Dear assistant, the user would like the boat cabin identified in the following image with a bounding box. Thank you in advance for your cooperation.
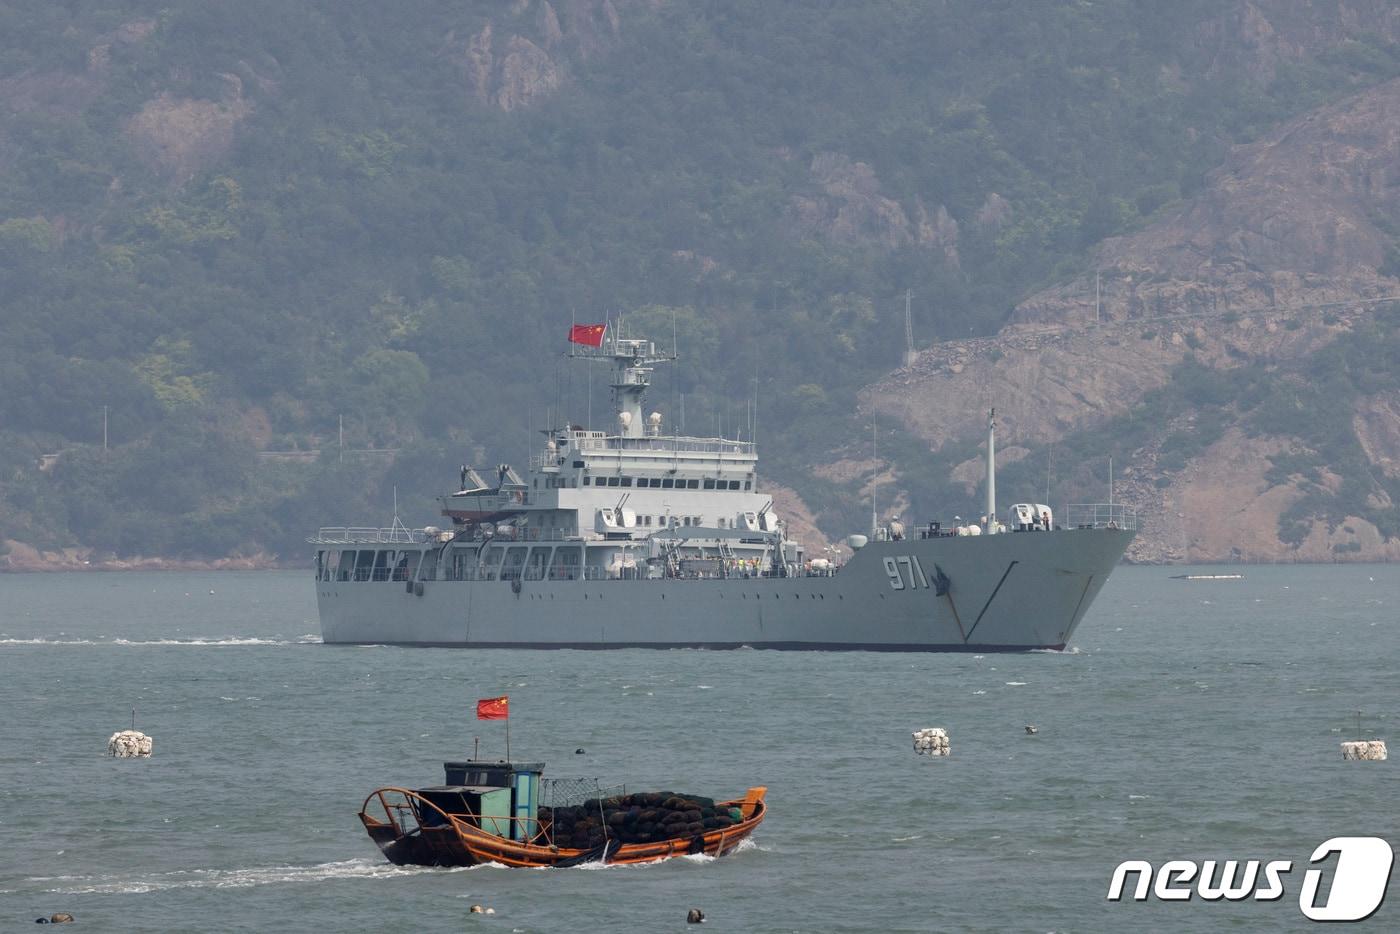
[413,760,543,842]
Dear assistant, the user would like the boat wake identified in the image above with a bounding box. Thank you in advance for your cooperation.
[559,837,762,871]
[25,858,461,895]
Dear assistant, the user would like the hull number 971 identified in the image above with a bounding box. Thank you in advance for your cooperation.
[883,555,929,590]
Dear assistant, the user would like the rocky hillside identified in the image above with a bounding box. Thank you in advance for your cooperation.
[4,1,1400,567]
[864,77,1400,563]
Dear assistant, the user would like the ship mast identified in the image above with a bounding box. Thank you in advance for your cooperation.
[572,327,677,437]
[985,408,997,534]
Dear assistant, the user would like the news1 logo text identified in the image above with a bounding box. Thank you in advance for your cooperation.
[1108,837,1394,922]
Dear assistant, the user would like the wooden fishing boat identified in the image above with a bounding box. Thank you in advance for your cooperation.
[359,758,766,868]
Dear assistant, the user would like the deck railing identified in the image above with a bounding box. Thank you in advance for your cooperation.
[309,526,429,544]
[1064,503,1137,531]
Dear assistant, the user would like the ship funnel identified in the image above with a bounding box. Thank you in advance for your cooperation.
[985,408,997,534]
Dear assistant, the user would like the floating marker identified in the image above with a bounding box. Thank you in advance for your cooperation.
[913,727,950,756]
[107,730,152,758]
[1341,740,1387,761]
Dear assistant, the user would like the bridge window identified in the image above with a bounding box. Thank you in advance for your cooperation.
[607,476,620,487]
[729,480,741,490]
[583,476,591,486]
[744,481,751,490]
[501,546,528,581]
[550,546,581,580]
[662,478,674,489]
[687,479,699,489]
[524,547,551,581]
[620,477,632,487]
[479,546,504,581]
[703,479,716,490]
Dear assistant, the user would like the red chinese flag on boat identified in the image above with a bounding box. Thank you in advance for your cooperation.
[568,323,606,347]
[476,695,509,720]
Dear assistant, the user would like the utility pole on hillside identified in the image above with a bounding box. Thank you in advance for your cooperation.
[904,289,916,368]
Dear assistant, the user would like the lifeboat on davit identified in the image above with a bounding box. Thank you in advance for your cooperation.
[359,758,766,868]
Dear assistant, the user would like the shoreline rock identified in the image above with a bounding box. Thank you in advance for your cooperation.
[1,539,296,572]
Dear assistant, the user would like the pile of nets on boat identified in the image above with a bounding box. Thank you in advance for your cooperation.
[540,792,744,849]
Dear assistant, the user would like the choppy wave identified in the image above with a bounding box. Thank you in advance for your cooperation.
[27,858,463,895]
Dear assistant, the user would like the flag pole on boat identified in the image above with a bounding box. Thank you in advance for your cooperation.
[475,695,510,761]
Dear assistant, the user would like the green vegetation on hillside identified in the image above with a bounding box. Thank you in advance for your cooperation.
[2,1,1398,558]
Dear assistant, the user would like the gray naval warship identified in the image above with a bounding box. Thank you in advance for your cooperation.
[311,327,1135,650]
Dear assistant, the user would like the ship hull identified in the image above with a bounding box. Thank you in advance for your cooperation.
[316,528,1132,651]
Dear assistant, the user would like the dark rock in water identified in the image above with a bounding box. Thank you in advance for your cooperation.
[575,748,586,754]
[686,907,705,923]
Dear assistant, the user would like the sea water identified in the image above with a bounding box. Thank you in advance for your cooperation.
[0,565,1396,932]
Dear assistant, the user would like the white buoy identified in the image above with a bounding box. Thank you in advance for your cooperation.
[107,730,152,758]
[1341,740,1387,761]
[912,727,950,757]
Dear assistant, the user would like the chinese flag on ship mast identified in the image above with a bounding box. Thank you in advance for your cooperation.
[569,323,606,347]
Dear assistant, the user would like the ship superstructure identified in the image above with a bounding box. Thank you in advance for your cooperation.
[310,326,1135,650]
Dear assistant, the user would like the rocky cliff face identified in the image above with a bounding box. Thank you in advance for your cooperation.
[790,152,960,264]
[455,0,632,112]
[1013,76,1400,333]
[861,76,1400,564]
